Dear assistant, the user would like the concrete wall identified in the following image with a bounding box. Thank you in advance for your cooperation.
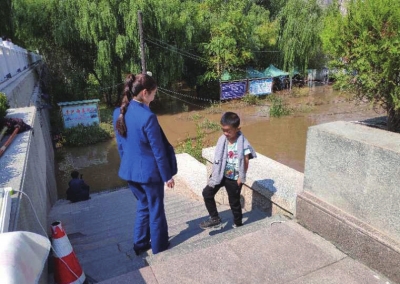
[0,67,39,108]
[0,67,57,284]
[4,106,58,234]
[296,121,400,283]
[202,147,304,217]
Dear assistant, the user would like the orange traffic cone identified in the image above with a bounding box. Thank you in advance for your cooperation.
[51,221,86,284]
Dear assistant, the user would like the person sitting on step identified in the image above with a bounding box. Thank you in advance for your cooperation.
[66,170,90,203]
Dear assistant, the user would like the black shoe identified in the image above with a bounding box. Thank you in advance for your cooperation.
[134,243,151,256]
[232,223,243,228]
[200,217,221,229]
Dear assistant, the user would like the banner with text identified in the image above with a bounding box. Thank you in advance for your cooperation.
[60,102,99,128]
[220,80,248,100]
[248,78,273,96]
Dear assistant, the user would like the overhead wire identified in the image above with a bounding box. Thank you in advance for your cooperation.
[158,86,217,103]
[144,34,206,62]
[74,35,282,101]
[158,89,209,109]
[145,38,206,63]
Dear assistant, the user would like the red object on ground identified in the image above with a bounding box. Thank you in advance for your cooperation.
[51,221,86,284]
[0,126,19,157]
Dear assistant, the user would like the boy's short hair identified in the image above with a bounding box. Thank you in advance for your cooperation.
[220,112,240,128]
[71,170,79,179]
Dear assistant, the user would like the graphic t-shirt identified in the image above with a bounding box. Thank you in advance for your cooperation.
[224,141,251,180]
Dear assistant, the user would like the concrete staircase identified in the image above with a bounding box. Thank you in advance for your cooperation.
[48,175,275,283]
[94,181,279,284]
[48,161,393,284]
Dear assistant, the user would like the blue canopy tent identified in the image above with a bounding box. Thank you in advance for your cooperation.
[263,64,289,78]
[246,68,265,79]
[221,71,232,81]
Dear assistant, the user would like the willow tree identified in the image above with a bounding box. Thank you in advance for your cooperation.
[322,0,400,132]
[137,0,199,87]
[12,0,195,103]
[0,0,12,38]
[55,0,143,105]
[12,0,277,104]
[278,0,325,74]
[191,0,277,82]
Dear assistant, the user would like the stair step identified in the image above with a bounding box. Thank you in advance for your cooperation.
[145,214,285,265]
[80,249,146,282]
[97,266,157,284]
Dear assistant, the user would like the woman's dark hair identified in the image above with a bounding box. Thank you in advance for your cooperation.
[71,170,79,179]
[220,112,240,128]
[116,73,157,137]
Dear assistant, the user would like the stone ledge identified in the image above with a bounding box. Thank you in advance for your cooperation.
[304,120,400,245]
[175,153,207,198]
[202,147,304,216]
[0,107,35,191]
[297,191,400,284]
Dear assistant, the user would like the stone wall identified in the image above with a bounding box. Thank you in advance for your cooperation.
[296,121,400,283]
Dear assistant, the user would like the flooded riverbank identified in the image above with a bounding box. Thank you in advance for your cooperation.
[55,85,383,197]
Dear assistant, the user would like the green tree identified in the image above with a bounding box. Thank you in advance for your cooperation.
[0,0,12,38]
[195,0,277,82]
[12,0,99,103]
[278,0,325,74]
[11,0,277,106]
[255,0,288,20]
[322,0,400,132]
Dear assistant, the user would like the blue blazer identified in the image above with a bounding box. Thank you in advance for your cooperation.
[117,100,173,183]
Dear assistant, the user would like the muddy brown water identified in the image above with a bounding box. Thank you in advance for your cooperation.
[55,85,383,197]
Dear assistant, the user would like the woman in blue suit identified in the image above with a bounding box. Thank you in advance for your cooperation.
[115,73,176,255]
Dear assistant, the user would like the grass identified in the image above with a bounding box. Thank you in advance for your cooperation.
[266,95,292,117]
[62,123,114,146]
[175,124,209,163]
[175,115,220,163]
[198,118,220,131]
[188,112,203,121]
[206,102,223,114]
[241,93,260,105]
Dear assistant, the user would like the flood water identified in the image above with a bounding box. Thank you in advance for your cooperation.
[55,85,383,197]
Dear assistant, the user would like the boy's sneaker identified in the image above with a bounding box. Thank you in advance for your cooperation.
[232,223,243,228]
[200,217,221,229]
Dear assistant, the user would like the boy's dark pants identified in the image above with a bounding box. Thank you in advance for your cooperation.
[202,177,243,225]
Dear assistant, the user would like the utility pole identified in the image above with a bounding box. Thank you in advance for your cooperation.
[137,11,146,74]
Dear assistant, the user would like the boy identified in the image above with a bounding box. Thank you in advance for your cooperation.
[200,112,256,229]
[66,170,90,203]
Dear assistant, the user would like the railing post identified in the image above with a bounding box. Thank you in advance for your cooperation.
[0,40,11,79]
[0,41,41,83]
[0,41,6,82]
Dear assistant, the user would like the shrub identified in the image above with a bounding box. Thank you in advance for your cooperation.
[62,123,113,146]
[206,102,223,114]
[176,124,209,163]
[0,92,9,120]
[242,93,260,105]
[267,95,292,117]
[188,112,203,121]
[198,118,220,131]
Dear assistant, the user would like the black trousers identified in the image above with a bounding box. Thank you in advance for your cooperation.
[202,177,243,225]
